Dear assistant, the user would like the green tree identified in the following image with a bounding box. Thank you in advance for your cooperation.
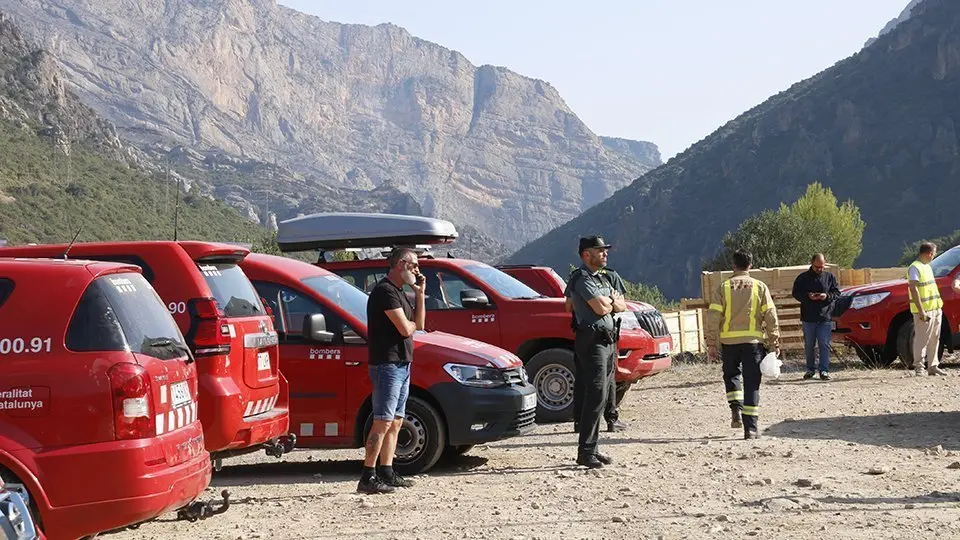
[785,182,864,267]
[706,182,865,270]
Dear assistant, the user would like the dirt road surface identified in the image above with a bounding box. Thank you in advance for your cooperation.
[112,355,960,540]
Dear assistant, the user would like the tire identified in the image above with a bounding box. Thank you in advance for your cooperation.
[526,348,576,423]
[0,467,43,533]
[855,345,896,368]
[363,396,446,476]
[897,318,947,370]
[897,320,916,369]
[614,381,633,407]
[443,444,475,458]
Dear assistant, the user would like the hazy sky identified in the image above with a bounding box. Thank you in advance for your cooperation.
[278,0,910,160]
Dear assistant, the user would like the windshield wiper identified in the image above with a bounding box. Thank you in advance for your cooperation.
[146,338,195,364]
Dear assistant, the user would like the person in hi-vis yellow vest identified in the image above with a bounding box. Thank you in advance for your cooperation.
[907,242,946,376]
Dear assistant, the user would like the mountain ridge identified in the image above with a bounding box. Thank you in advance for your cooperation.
[509,0,960,298]
[2,0,661,252]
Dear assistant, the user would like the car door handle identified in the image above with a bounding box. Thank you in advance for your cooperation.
[345,361,361,367]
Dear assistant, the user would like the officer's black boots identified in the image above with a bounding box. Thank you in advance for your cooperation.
[594,452,614,465]
[730,407,743,429]
[607,419,627,432]
[577,454,604,469]
[743,414,759,439]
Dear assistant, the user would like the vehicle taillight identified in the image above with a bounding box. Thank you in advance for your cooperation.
[187,297,232,357]
[107,363,154,440]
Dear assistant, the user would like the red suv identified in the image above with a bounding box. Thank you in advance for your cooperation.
[239,254,538,474]
[278,213,672,423]
[496,264,675,352]
[0,242,293,462]
[833,245,960,367]
[0,258,210,539]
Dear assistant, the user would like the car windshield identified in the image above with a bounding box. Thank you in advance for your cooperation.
[302,274,369,326]
[931,246,960,278]
[462,263,543,299]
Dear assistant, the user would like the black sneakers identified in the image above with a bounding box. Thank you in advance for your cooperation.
[381,472,415,488]
[744,430,761,440]
[356,475,396,494]
[819,372,831,381]
[803,371,816,380]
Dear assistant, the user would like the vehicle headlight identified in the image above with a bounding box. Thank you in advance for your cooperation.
[850,292,890,310]
[615,311,641,330]
[443,363,506,388]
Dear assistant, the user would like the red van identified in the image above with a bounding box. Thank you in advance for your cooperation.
[0,242,293,461]
[0,258,210,539]
[239,254,538,474]
[277,213,672,423]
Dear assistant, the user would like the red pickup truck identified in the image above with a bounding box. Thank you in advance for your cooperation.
[278,213,673,423]
[832,245,960,368]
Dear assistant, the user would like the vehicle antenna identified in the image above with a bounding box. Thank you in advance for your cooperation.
[173,173,182,242]
[59,226,83,260]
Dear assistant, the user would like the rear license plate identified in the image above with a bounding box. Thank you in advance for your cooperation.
[522,392,537,411]
[257,351,271,371]
[659,342,671,355]
[170,381,191,407]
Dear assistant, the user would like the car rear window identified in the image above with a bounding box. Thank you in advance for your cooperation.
[197,262,265,318]
[0,278,12,308]
[66,272,189,360]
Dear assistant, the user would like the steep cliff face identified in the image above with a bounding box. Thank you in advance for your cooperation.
[511,0,960,298]
[0,12,122,157]
[0,12,267,246]
[2,0,661,250]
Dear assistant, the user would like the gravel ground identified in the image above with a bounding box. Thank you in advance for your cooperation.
[112,353,960,540]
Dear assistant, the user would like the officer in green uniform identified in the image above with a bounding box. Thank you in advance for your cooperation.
[565,236,627,468]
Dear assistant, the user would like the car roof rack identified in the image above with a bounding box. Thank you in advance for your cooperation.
[277,212,459,257]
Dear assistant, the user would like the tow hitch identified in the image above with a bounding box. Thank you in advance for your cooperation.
[177,489,231,522]
[263,433,297,458]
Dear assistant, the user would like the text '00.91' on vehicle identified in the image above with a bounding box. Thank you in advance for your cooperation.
[0,258,211,539]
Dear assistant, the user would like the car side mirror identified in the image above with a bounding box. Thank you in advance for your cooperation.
[460,289,490,308]
[303,314,334,343]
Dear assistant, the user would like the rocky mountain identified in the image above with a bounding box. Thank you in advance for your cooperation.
[1,0,661,253]
[865,0,922,48]
[510,0,960,298]
[0,12,267,246]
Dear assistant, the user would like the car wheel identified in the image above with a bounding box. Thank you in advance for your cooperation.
[0,467,43,533]
[363,396,446,476]
[896,320,917,369]
[897,318,947,370]
[443,444,475,458]
[615,381,633,406]
[526,348,576,423]
[855,345,896,368]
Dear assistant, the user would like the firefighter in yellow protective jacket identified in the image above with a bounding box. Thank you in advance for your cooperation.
[706,249,780,440]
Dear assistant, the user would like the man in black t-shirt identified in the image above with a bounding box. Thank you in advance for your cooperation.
[357,247,426,494]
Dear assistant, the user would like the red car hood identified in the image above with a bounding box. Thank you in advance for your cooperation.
[841,279,906,296]
[413,331,523,369]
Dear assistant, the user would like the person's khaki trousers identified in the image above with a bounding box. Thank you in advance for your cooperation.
[913,309,943,371]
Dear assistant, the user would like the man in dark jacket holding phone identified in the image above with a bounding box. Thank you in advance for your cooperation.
[792,253,841,380]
